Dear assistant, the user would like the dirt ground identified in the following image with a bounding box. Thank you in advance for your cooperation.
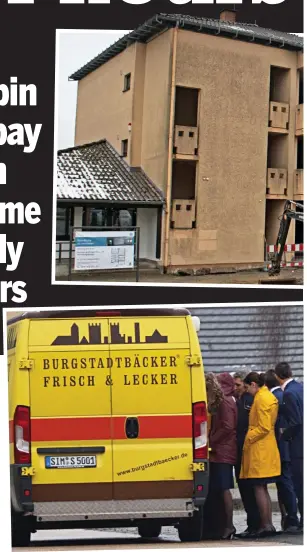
[56,263,303,286]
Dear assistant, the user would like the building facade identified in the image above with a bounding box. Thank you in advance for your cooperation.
[70,11,304,272]
[190,304,303,380]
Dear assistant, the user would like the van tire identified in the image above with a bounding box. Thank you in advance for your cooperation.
[11,513,31,547]
[138,522,162,539]
[178,508,204,542]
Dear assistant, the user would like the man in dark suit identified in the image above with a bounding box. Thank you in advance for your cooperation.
[233,372,261,538]
[275,362,303,532]
[265,369,299,532]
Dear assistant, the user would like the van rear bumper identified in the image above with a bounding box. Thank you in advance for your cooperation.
[10,465,34,514]
[34,498,195,523]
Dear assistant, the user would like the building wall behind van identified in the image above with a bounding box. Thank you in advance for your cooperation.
[7,312,19,321]
[190,305,303,380]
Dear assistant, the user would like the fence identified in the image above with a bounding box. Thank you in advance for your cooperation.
[266,243,304,269]
[56,242,75,263]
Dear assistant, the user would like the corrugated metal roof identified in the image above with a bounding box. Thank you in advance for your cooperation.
[57,140,164,205]
[70,13,303,81]
[190,305,303,380]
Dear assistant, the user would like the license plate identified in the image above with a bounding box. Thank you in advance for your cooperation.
[45,455,97,469]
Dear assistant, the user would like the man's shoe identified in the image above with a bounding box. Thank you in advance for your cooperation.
[284,526,300,534]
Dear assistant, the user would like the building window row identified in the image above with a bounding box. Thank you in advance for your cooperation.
[56,207,136,240]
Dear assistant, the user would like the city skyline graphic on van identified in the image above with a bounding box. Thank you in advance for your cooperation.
[51,323,169,346]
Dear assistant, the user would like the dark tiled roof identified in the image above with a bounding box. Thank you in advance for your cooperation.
[57,140,164,205]
[70,13,303,81]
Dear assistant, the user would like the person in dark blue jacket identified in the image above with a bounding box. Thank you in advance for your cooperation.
[264,370,299,532]
[233,372,261,538]
[274,363,303,532]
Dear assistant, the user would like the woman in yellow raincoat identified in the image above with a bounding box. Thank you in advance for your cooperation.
[240,372,281,537]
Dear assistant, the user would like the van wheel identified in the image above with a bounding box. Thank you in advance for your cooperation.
[11,513,31,547]
[178,508,204,543]
[138,522,162,539]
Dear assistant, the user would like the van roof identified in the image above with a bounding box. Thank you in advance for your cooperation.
[7,308,191,326]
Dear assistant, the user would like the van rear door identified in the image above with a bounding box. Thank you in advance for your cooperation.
[108,315,194,500]
[28,317,113,503]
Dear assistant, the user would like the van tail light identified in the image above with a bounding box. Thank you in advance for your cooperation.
[14,406,31,465]
[192,401,208,460]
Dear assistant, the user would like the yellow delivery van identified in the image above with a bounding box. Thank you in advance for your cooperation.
[8,308,208,546]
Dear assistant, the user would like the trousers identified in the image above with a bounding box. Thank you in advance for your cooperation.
[276,461,299,528]
[291,458,303,526]
[235,462,261,531]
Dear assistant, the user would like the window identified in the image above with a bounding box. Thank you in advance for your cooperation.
[56,207,73,240]
[171,160,197,200]
[299,70,304,104]
[175,87,199,127]
[114,209,136,227]
[83,207,136,228]
[121,139,128,158]
[269,66,290,103]
[88,208,106,227]
[123,73,131,92]
[297,137,303,169]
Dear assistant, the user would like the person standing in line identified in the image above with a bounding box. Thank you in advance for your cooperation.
[264,369,299,532]
[240,372,281,537]
[233,372,261,538]
[274,362,303,532]
[205,372,238,540]
[202,372,225,539]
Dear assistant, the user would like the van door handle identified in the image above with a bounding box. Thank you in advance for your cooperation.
[125,417,139,439]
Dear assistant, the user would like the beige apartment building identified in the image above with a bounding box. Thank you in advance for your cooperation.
[68,11,304,272]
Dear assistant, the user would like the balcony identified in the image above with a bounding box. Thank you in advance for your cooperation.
[296,104,303,136]
[173,125,198,157]
[267,168,288,197]
[294,169,304,198]
[268,102,289,133]
[171,199,196,229]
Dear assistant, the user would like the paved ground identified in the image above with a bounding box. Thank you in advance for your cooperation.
[17,511,303,551]
[56,263,303,286]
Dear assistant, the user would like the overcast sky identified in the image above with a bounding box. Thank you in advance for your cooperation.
[56,30,130,150]
[56,31,303,151]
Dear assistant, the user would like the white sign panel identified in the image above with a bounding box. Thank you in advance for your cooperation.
[74,231,135,271]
